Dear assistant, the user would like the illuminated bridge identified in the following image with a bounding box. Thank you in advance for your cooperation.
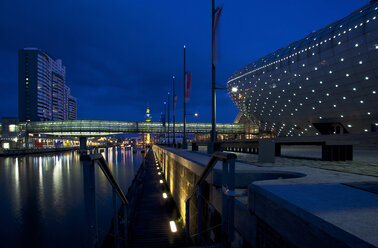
[25,120,247,136]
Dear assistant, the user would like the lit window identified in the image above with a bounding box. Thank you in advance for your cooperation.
[9,124,16,132]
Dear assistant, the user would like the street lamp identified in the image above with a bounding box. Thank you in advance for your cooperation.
[172,76,176,146]
[167,92,170,145]
[164,101,167,144]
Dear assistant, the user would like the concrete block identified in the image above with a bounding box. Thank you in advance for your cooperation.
[258,140,275,163]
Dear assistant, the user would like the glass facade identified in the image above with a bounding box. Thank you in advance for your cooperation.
[25,120,245,136]
[227,2,378,136]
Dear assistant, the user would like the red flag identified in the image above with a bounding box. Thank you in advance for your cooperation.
[174,95,178,111]
[212,5,223,64]
[185,72,192,103]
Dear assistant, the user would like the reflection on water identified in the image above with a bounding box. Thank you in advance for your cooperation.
[0,148,142,248]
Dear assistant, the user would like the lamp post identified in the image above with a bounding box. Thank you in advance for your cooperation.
[167,92,170,145]
[164,101,167,145]
[172,76,176,146]
[183,45,187,149]
[210,0,217,151]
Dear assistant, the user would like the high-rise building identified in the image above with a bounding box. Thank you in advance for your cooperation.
[68,96,77,120]
[18,48,77,121]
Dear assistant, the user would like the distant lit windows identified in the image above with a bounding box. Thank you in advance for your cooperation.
[9,125,16,132]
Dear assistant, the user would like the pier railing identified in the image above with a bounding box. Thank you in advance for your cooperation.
[82,149,151,248]
[185,152,237,247]
[81,153,128,247]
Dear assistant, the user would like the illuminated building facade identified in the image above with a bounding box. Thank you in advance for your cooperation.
[68,95,77,120]
[228,2,378,136]
[18,48,77,121]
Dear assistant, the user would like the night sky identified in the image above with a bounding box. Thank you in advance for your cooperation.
[0,0,366,123]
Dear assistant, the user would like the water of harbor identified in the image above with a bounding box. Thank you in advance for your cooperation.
[0,147,142,247]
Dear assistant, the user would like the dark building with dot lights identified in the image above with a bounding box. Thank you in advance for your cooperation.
[228,2,378,137]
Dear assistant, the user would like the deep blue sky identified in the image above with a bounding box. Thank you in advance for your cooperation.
[0,0,367,122]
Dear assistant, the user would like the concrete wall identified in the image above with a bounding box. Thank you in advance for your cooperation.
[153,145,375,248]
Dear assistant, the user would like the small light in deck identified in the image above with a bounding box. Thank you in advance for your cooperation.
[158,172,161,175]
[157,167,160,170]
[169,221,177,233]
[159,180,163,184]
[231,87,238,93]
[163,193,168,199]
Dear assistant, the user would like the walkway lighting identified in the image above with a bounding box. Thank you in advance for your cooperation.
[163,193,168,199]
[169,221,177,233]
[158,172,161,175]
[159,180,163,184]
[194,113,199,117]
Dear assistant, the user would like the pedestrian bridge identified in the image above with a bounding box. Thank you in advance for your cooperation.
[26,120,246,136]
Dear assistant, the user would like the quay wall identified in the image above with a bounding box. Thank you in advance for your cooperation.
[152,145,375,248]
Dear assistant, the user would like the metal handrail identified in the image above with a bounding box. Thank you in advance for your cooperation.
[185,152,237,247]
[186,152,236,202]
[86,153,128,205]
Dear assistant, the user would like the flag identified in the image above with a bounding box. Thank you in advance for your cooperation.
[185,72,192,103]
[212,5,223,64]
[174,95,178,111]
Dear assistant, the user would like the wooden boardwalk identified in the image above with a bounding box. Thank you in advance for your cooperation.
[128,150,186,248]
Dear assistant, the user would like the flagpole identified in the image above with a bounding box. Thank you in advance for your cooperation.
[167,91,170,145]
[164,101,167,145]
[210,0,217,149]
[173,76,176,146]
[183,45,187,149]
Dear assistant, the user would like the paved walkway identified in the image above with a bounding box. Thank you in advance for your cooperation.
[197,146,378,177]
[128,150,185,248]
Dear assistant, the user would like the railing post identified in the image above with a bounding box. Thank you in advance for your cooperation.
[123,204,128,247]
[185,199,190,244]
[83,157,98,247]
[221,159,229,247]
[228,157,235,244]
[197,184,202,244]
[113,187,119,248]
